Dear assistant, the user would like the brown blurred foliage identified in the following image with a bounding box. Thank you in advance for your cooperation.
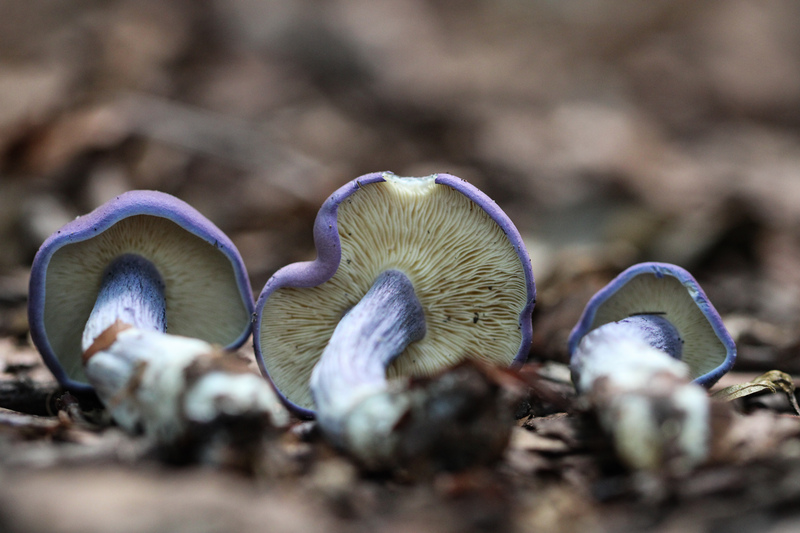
[2,1,800,531]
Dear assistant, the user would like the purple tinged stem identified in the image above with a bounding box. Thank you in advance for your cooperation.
[571,314,685,392]
[614,315,684,360]
[310,269,426,439]
[81,254,167,352]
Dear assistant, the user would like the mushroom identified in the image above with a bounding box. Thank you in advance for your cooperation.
[28,191,288,451]
[568,262,736,470]
[254,172,535,469]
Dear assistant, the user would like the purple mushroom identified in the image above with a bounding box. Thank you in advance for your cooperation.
[28,191,289,451]
[254,172,535,466]
[569,262,736,389]
[568,262,736,470]
[28,190,254,393]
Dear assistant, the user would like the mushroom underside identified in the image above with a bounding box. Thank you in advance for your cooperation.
[260,178,530,410]
[42,215,251,383]
[310,269,426,442]
[81,253,167,352]
[586,274,726,379]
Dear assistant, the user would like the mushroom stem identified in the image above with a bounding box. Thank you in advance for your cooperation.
[571,317,715,472]
[571,314,684,393]
[310,269,426,442]
[84,328,290,460]
[77,254,290,453]
[81,254,167,352]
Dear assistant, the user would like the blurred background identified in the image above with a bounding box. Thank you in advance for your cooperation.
[2,2,800,532]
[2,0,800,369]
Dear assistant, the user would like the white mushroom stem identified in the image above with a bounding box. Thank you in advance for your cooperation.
[310,269,426,446]
[80,254,289,448]
[82,254,167,352]
[571,315,684,392]
[572,321,711,472]
[85,329,289,444]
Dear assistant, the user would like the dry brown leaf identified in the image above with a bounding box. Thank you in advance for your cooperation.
[712,370,800,415]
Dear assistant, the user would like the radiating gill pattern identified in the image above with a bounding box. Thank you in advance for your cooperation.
[590,274,726,379]
[261,179,529,410]
[44,215,249,381]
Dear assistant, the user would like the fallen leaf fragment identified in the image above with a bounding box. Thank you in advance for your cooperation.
[712,370,800,415]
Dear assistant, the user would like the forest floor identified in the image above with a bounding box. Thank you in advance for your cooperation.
[2,1,800,531]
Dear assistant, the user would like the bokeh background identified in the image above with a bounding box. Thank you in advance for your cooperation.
[2,1,800,531]
[4,0,800,368]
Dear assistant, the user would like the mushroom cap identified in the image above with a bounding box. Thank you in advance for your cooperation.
[254,172,536,417]
[568,262,736,387]
[28,190,254,393]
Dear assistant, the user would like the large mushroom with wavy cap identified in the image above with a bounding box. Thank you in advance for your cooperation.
[254,172,535,469]
[28,191,288,454]
[568,262,736,471]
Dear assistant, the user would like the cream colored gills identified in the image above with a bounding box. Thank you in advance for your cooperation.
[590,274,726,379]
[44,215,249,382]
[262,177,528,410]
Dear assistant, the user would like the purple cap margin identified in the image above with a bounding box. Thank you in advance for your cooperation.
[567,262,736,388]
[253,172,537,419]
[28,190,255,394]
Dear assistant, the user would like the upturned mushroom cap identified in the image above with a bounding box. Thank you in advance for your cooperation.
[254,172,536,417]
[568,262,736,387]
[28,190,254,392]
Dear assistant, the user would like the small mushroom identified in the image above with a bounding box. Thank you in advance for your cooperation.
[568,262,736,470]
[28,191,288,451]
[254,172,536,469]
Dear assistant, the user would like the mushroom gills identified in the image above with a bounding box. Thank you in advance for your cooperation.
[310,269,426,442]
[81,253,167,351]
